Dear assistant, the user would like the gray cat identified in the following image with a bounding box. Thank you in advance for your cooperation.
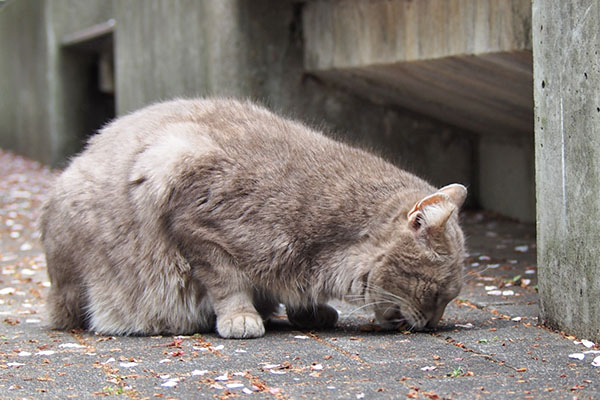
[40,98,467,339]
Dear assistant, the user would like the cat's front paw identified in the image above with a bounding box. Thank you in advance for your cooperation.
[216,312,265,339]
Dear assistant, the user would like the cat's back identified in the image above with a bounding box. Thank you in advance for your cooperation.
[63,98,323,180]
[45,98,430,231]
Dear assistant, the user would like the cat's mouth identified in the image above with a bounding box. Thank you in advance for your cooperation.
[379,307,410,331]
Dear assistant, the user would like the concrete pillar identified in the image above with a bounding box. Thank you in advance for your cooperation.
[534,0,600,341]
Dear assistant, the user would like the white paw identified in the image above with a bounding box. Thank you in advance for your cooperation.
[216,312,265,339]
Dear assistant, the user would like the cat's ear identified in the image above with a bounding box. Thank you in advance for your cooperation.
[407,184,467,233]
[438,183,467,209]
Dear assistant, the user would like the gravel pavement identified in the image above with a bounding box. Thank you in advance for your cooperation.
[0,149,599,399]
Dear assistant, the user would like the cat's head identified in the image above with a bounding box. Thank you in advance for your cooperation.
[367,184,467,331]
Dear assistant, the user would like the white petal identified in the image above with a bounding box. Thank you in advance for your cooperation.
[20,243,33,251]
[455,323,474,329]
[59,343,85,349]
[568,353,585,360]
[192,369,208,376]
[226,383,245,389]
[262,364,281,370]
[581,339,595,348]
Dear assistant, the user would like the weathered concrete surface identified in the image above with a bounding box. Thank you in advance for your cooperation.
[1,150,600,399]
[303,0,533,138]
[303,0,532,69]
[533,0,600,341]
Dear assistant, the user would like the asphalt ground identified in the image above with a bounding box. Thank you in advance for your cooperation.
[0,148,599,399]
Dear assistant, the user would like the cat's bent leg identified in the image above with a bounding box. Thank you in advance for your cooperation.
[46,283,87,330]
[287,304,339,330]
[44,249,88,330]
[189,246,265,339]
[212,292,265,339]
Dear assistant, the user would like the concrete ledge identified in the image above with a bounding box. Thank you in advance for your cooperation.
[302,0,533,137]
[303,0,532,70]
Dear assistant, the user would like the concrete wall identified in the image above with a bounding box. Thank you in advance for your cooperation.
[0,0,114,166]
[0,0,51,163]
[534,0,600,341]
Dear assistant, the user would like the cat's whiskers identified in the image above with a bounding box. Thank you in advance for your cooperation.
[341,300,388,320]
[362,282,411,306]
[342,282,418,327]
[462,264,495,284]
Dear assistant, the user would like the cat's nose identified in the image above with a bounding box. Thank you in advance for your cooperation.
[425,307,445,329]
[425,317,440,329]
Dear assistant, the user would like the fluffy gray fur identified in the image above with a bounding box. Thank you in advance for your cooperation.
[40,98,467,339]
